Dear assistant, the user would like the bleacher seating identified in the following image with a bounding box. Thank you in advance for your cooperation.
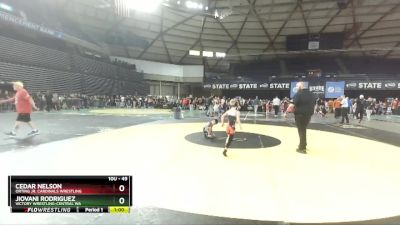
[0,33,148,96]
[231,61,281,78]
[0,60,148,95]
[230,56,399,82]
[285,58,340,75]
[72,55,117,77]
[0,61,68,93]
[0,35,70,71]
[342,57,399,75]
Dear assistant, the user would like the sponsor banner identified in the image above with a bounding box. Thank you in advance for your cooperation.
[309,82,325,98]
[290,81,309,98]
[207,83,258,90]
[325,81,345,98]
[262,82,291,89]
[203,82,290,90]
[0,11,63,39]
[345,81,400,90]
[203,80,400,91]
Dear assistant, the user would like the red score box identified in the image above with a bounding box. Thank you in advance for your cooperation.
[13,183,129,195]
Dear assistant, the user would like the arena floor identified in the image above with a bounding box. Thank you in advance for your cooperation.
[1,109,400,225]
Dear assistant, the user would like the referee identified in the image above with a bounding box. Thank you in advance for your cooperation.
[293,82,315,154]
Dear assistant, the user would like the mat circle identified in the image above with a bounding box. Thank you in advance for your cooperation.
[184,131,281,149]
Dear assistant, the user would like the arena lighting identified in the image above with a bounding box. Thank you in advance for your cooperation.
[0,3,13,12]
[177,0,181,4]
[125,0,162,13]
[185,1,204,10]
[205,6,208,10]
[202,51,213,57]
[215,52,226,58]
[185,1,194,8]
[214,10,219,18]
[189,50,201,56]
[214,8,232,20]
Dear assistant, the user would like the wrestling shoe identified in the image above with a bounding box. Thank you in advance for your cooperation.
[296,148,307,154]
[5,131,16,137]
[27,129,40,136]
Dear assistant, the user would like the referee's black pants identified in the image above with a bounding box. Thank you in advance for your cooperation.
[274,105,279,116]
[295,114,312,150]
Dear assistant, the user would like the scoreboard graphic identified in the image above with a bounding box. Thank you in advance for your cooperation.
[8,176,132,213]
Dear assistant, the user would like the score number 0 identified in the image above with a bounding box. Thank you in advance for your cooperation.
[108,177,129,205]
[118,184,125,205]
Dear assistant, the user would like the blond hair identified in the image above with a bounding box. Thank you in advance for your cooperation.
[229,99,238,106]
[13,81,24,88]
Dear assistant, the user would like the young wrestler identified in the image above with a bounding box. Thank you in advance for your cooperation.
[221,99,242,157]
[203,118,218,138]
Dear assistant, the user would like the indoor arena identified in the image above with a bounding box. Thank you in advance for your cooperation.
[0,0,400,225]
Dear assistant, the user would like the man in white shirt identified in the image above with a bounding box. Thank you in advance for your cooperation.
[340,95,349,124]
[272,96,281,117]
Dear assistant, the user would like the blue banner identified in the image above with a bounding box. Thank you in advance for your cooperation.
[325,81,345,98]
[290,81,309,98]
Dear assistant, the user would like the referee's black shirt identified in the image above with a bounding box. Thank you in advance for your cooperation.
[293,89,315,116]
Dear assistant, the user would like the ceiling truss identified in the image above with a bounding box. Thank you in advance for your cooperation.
[60,0,400,71]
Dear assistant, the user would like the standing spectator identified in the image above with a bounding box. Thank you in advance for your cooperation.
[355,95,365,123]
[348,97,353,118]
[365,97,373,120]
[206,95,213,117]
[45,91,53,112]
[52,93,59,111]
[397,98,400,115]
[381,100,387,115]
[293,82,315,154]
[272,96,281,117]
[253,96,261,114]
[340,95,350,124]
[392,98,398,115]
[265,100,271,115]
[328,99,334,113]
[220,97,226,113]
[213,97,220,117]
[40,94,46,111]
[333,97,342,119]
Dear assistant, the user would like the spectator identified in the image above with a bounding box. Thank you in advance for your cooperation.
[340,95,350,124]
[272,96,281,117]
